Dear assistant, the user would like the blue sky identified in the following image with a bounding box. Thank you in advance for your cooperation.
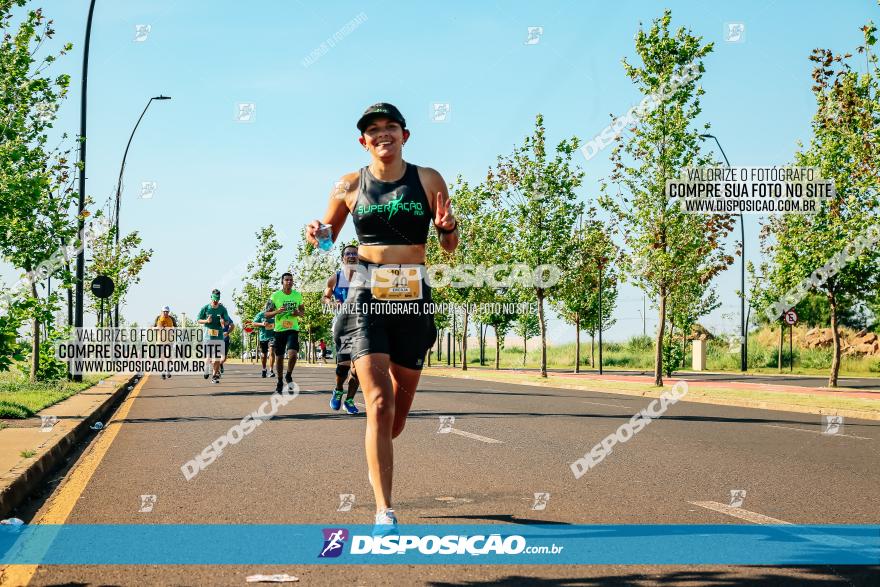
[3,0,878,343]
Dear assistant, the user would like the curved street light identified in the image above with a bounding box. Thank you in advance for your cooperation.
[113,95,171,326]
[700,133,747,372]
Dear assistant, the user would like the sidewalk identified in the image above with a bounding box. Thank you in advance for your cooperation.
[0,373,136,519]
[424,366,880,421]
[553,371,880,399]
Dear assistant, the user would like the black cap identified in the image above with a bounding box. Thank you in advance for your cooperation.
[357,102,406,132]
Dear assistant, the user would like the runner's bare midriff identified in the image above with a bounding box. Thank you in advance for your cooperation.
[356,243,426,265]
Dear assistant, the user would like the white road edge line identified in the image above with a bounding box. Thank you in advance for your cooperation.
[449,428,503,444]
[353,401,502,443]
[582,400,629,409]
[690,501,792,525]
[764,424,871,440]
[689,501,875,551]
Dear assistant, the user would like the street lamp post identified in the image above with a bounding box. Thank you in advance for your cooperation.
[597,256,608,375]
[113,95,171,326]
[74,0,97,382]
[700,134,747,372]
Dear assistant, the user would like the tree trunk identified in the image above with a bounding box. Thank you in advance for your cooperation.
[828,292,841,387]
[654,287,666,387]
[494,327,501,370]
[590,333,595,367]
[522,332,527,366]
[461,308,469,371]
[681,331,687,371]
[575,314,581,373]
[537,288,547,378]
[30,281,40,383]
[778,321,783,371]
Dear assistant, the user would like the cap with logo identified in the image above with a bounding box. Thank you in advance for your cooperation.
[357,102,406,132]
[211,289,220,301]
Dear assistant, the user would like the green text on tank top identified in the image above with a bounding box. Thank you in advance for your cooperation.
[271,289,303,332]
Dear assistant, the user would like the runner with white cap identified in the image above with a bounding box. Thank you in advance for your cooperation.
[154,306,177,380]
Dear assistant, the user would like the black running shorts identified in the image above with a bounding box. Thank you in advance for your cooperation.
[337,262,436,371]
[273,329,300,353]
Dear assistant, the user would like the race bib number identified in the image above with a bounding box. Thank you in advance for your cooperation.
[208,328,219,337]
[370,267,423,301]
[281,320,294,329]
[265,323,274,331]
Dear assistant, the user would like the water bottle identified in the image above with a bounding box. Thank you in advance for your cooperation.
[316,224,333,252]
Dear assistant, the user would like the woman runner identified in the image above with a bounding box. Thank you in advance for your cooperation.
[307,103,458,533]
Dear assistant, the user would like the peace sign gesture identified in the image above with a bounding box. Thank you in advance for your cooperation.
[434,191,456,232]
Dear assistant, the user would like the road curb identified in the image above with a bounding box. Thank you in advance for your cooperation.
[0,374,138,519]
[425,370,880,422]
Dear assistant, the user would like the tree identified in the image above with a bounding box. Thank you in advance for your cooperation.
[554,214,619,371]
[599,10,734,386]
[86,228,152,325]
[232,225,283,329]
[513,310,540,367]
[425,177,509,371]
[487,114,584,377]
[290,234,334,363]
[758,21,879,386]
[475,288,519,369]
[0,1,77,380]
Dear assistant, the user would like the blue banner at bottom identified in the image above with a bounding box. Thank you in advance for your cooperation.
[1,524,877,565]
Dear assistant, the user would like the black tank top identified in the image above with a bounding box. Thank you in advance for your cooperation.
[350,163,431,246]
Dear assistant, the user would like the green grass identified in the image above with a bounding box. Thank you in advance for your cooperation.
[19,450,36,458]
[0,370,103,419]
[451,335,880,378]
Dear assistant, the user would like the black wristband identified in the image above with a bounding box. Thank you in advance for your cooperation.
[437,219,458,235]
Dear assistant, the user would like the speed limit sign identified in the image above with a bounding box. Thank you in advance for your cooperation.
[783,309,798,326]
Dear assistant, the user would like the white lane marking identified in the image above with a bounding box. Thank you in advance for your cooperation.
[582,400,629,409]
[351,400,500,442]
[690,501,877,553]
[764,424,871,440]
[689,501,791,525]
[449,428,503,444]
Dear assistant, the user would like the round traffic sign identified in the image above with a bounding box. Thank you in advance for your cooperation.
[783,309,798,326]
[244,325,254,334]
[90,275,115,299]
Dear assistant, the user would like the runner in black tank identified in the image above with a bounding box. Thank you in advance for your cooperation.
[307,103,459,534]
[323,244,360,414]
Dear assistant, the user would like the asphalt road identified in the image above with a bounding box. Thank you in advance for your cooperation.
[12,365,880,586]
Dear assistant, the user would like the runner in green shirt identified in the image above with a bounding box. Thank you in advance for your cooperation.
[264,272,304,393]
[252,309,275,378]
[197,288,233,383]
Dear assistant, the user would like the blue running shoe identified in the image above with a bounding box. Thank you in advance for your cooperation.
[343,398,359,414]
[330,390,344,411]
[372,508,399,537]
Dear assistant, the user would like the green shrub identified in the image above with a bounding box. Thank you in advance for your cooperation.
[627,335,653,352]
[18,339,67,381]
[661,337,684,376]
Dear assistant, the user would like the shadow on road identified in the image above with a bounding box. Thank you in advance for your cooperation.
[425,566,880,586]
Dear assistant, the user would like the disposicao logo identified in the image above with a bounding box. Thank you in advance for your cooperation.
[318,528,348,558]
[349,534,527,556]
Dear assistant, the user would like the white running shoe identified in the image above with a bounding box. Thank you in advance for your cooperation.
[372,508,398,537]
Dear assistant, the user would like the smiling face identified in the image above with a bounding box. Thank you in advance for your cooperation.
[359,116,410,161]
[342,246,358,265]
